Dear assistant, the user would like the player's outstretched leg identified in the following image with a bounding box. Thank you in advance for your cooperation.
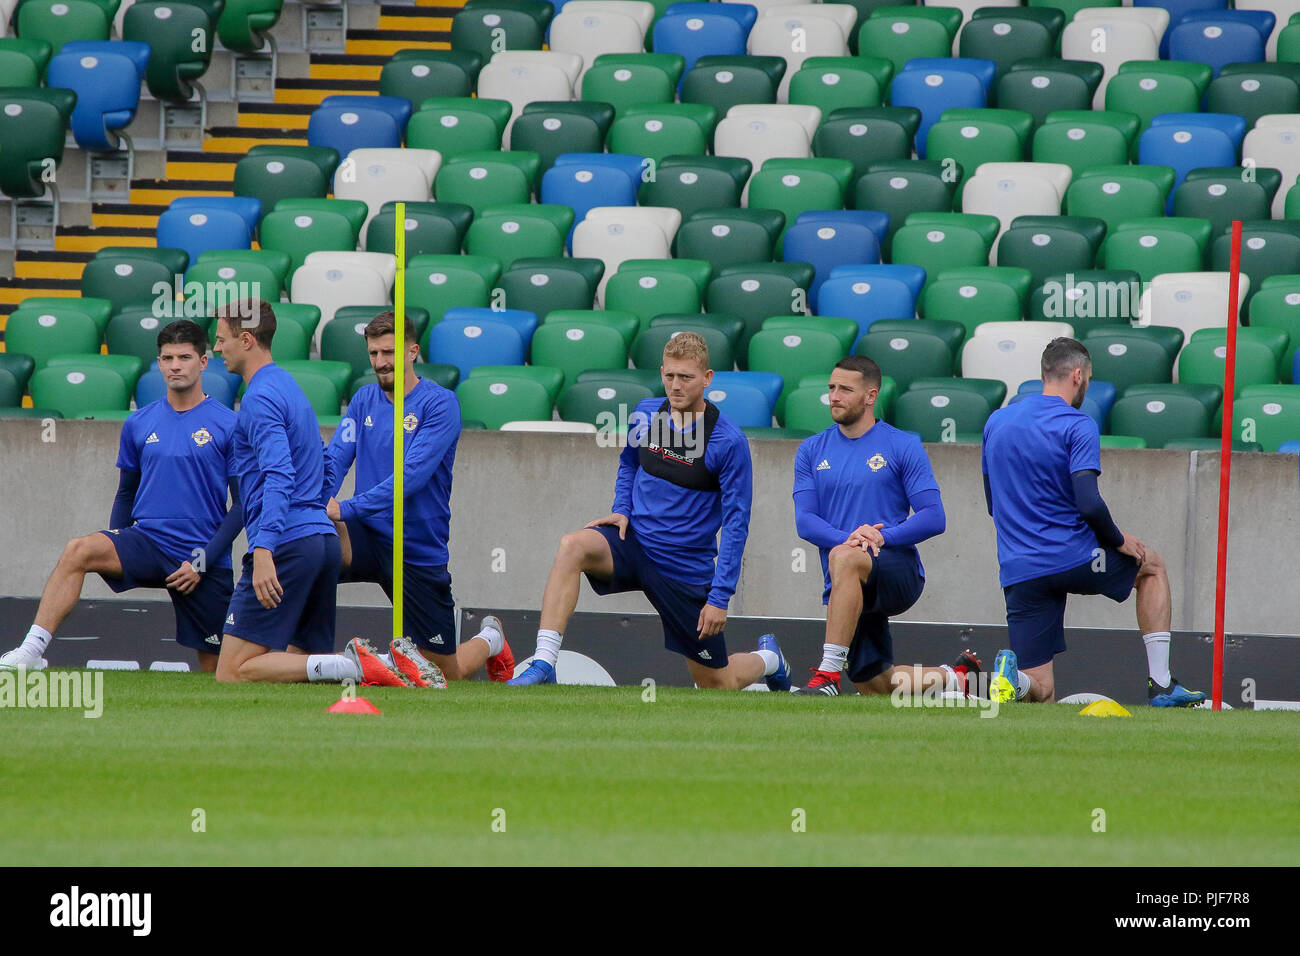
[686,633,789,691]
[408,616,513,683]
[1,533,123,671]
[1136,549,1204,707]
[508,528,615,686]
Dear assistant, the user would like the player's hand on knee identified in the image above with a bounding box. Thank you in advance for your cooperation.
[165,561,202,594]
[848,523,884,556]
[1118,532,1146,565]
[586,512,629,540]
[252,547,283,609]
[696,603,727,638]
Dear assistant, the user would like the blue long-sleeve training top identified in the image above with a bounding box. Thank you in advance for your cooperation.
[229,363,335,552]
[614,397,753,609]
[793,420,945,603]
[323,378,461,567]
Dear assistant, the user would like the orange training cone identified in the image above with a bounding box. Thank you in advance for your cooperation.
[327,697,382,715]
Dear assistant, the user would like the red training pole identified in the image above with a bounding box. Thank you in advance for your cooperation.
[1211,220,1243,711]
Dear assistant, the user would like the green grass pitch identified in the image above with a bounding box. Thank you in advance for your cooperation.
[3,672,1298,866]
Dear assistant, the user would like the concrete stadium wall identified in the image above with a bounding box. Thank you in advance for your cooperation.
[1,421,1298,636]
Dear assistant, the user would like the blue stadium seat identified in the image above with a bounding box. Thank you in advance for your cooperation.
[782,220,881,312]
[703,380,771,426]
[541,160,640,249]
[426,318,526,378]
[829,264,927,303]
[169,196,263,239]
[319,94,413,134]
[816,274,917,344]
[1138,118,1240,213]
[889,66,988,158]
[652,10,750,79]
[136,367,238,409]
[901,57,997,97]
[1138,0,1228,58]
[308,103,403,154]
[156,204,255,262]
[665,2,757,33]
[709,370,782,415]
[441,307,539,352]
[1278,440,1300,453]
[47,42,150,153]
[1168,11,1274,75]
[796,210,890,248]
[553,152,646,183]
[1149,111,1247,147]
[1017,378,1117,423]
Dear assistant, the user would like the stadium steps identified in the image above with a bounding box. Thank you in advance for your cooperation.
[0,0,462,332]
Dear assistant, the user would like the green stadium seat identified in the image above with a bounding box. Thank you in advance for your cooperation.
[604,265,702,333]
[11,297,111,337]
[576,367,665,396]
[512,101,614,172]
[894,386,993,443]
[17,0,109,57]
[1104,71,1201,140]
[530,320,629,389]
[406,254,498,328]
[813,107,921,181]
[909,376,1007,410]
[1208,65,1300,130]
[1177,338,1278,396]
[1108,391,1212,448]
[1124,382,1222,418]
[853,160,961,256]
[995,217,1105,286]
[1031,112,1135,177]
[748,158,855,253]
[1232,389,1300,451]
[124,0,221,104]
[781,385,835,433]
[260,201,365,274]
[1100,218,1210,284]
[545,309,639,349]
[858,8,956,76]
[1084,329,1176,392]
[450,0,551,61]
[234,146,339,219]
[406,97,511,158]
[675,208,785,271]
[455,375,554,429]
[380,49,484,102]
[6,307,100,368]
[1245,278,1300,381]
[1028,270,1143,340]
[1065,165,1175,234]
[891,218,993,283]
[29,364,128,417]
[196,249,291,290]
[581,54,680,111]
[631,325,734,373]
[468,364,564,404]
[650,312,745,354]
[639,155,751,216]
[184,260,283,313]
[681,55,785,116]
[557,379,655,430]
[707,262,814,369]
[788,57,886,114]
[1098,434,1147,449]
[0,37,52,87]
[926,109,1033,202]
[0,367,21,407]
[867,319,966,372]
[854,328,954,392]
[919,266,1032,340]
[95,246,188,277]
[0,86,76,201]
[958,11,1058,85]
[0,353,37,395]
[464,204,572,270]
[435,152,538,214]
[46,353,144,392]
[1190,327,1290,382]
[760,315,858,355]
[747,327,848,421]
[364,201,474,258]
[1210,225,1300,318]
[608,103,717,163]
[1173,168,1278,240]
[496,261,601,319]
[267,302,322,344]
[998,60,1103,129]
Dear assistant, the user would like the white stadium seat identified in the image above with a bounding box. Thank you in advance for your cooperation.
[748,6,855,102]
[1242,117,1300,218]
[501,421,597,433]
[304,251,397,292]
[333,148,441,231]
[725,0,812,14]
[292,257,392,352]
[961,325,1060,405]
[1061,11,1163,108]
[973,320,1074,340]
[1137,272,1251,362]
[963,162,1070,239]
[549,2,654,73]
[715,104,822,199]
[477,51,584,146]
[575,207,682,302]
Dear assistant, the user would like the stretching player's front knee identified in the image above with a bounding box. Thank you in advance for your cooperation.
[62,535,97,570]
[1140,548,1166,578]
[554,532,589,569]
[828,544,869,580]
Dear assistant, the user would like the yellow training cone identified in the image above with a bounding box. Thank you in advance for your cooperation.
[1079,699,1132,718]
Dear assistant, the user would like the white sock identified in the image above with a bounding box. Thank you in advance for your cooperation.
[472,623,505,657]
[307,654,361,683]
[22,625,53,657]
[534,629,562,667]
[1143,631,1172,687]
[817,643,849,674]
[940,664,959,693]
[1016,672,1032,701]
[754,649,780,676]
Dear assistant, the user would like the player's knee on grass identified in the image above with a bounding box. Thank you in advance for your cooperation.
[828,544,872,582]
[855,668,895,696]
[425,650,463,680]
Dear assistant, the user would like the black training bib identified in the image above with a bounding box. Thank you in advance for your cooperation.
[636,400,721,492]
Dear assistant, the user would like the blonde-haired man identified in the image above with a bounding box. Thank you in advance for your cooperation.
[506,332,790,690]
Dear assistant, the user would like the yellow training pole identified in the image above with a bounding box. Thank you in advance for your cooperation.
[393,202,406,645]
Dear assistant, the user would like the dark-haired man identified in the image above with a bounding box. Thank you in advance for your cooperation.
[320,311,513,686]
[212,299,347,684]
[982,337,1205,706]
[793,356,975,696]
[1,319,240,674]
